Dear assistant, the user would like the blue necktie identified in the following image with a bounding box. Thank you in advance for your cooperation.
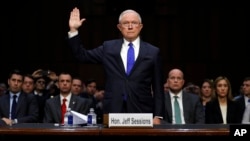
[126,43,135,75]
[11,95,17,119]
[174,96,182,124]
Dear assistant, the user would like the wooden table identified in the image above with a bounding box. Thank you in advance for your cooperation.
[0,123,230,140]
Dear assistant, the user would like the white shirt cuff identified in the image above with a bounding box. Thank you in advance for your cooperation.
[68,31,78,38]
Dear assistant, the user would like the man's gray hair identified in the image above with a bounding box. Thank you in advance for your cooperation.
[118,9,142,23]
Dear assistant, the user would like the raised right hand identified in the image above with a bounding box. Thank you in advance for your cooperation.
[69,7,86,32]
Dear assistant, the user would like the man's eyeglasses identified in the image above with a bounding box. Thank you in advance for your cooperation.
[120,22,141,28]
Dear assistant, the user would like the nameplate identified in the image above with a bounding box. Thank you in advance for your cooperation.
[108,113,153,128]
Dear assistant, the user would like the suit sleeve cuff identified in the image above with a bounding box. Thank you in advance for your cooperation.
[154,116,163,119]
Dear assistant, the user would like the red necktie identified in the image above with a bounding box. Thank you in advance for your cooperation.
[61,98,67,124]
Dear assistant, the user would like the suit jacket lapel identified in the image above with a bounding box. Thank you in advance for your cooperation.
[165,93,173,121]
[55,96,62,121]
[69,95,77,110]
[130,41,147,75]
[5,94,11,116]
[182,93,189,123]
[114,39,127,75]
[16,93,24,114]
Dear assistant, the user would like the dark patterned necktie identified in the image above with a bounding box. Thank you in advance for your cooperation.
[11,95,17,119]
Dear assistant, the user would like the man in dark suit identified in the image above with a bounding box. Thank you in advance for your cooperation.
[43,72,91,124]
[234,77,250,123]
[67,7,164,124]
[163,68,204,124]
[0,69,39,126]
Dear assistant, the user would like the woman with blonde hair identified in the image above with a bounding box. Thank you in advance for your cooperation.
[205,76,239,124]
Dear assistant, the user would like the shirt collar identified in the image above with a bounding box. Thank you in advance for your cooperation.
[60,93,72,102]
[10,91,21,98]
[169,90,183,99]
[123,37,140,48]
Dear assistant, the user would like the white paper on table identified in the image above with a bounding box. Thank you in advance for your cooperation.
[71,110,87,124]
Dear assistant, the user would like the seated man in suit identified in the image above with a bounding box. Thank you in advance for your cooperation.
[234,77,250,123]
[0,69,39,126]
[43,72,91,124]
[242,104,250,124]
[163,68,205,124]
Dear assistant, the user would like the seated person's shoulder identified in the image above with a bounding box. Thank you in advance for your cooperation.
[78,96,93,106]
[186,92,199,98]
[45,95,58,103]
[22,92,36,100]
[78,96,91,102]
